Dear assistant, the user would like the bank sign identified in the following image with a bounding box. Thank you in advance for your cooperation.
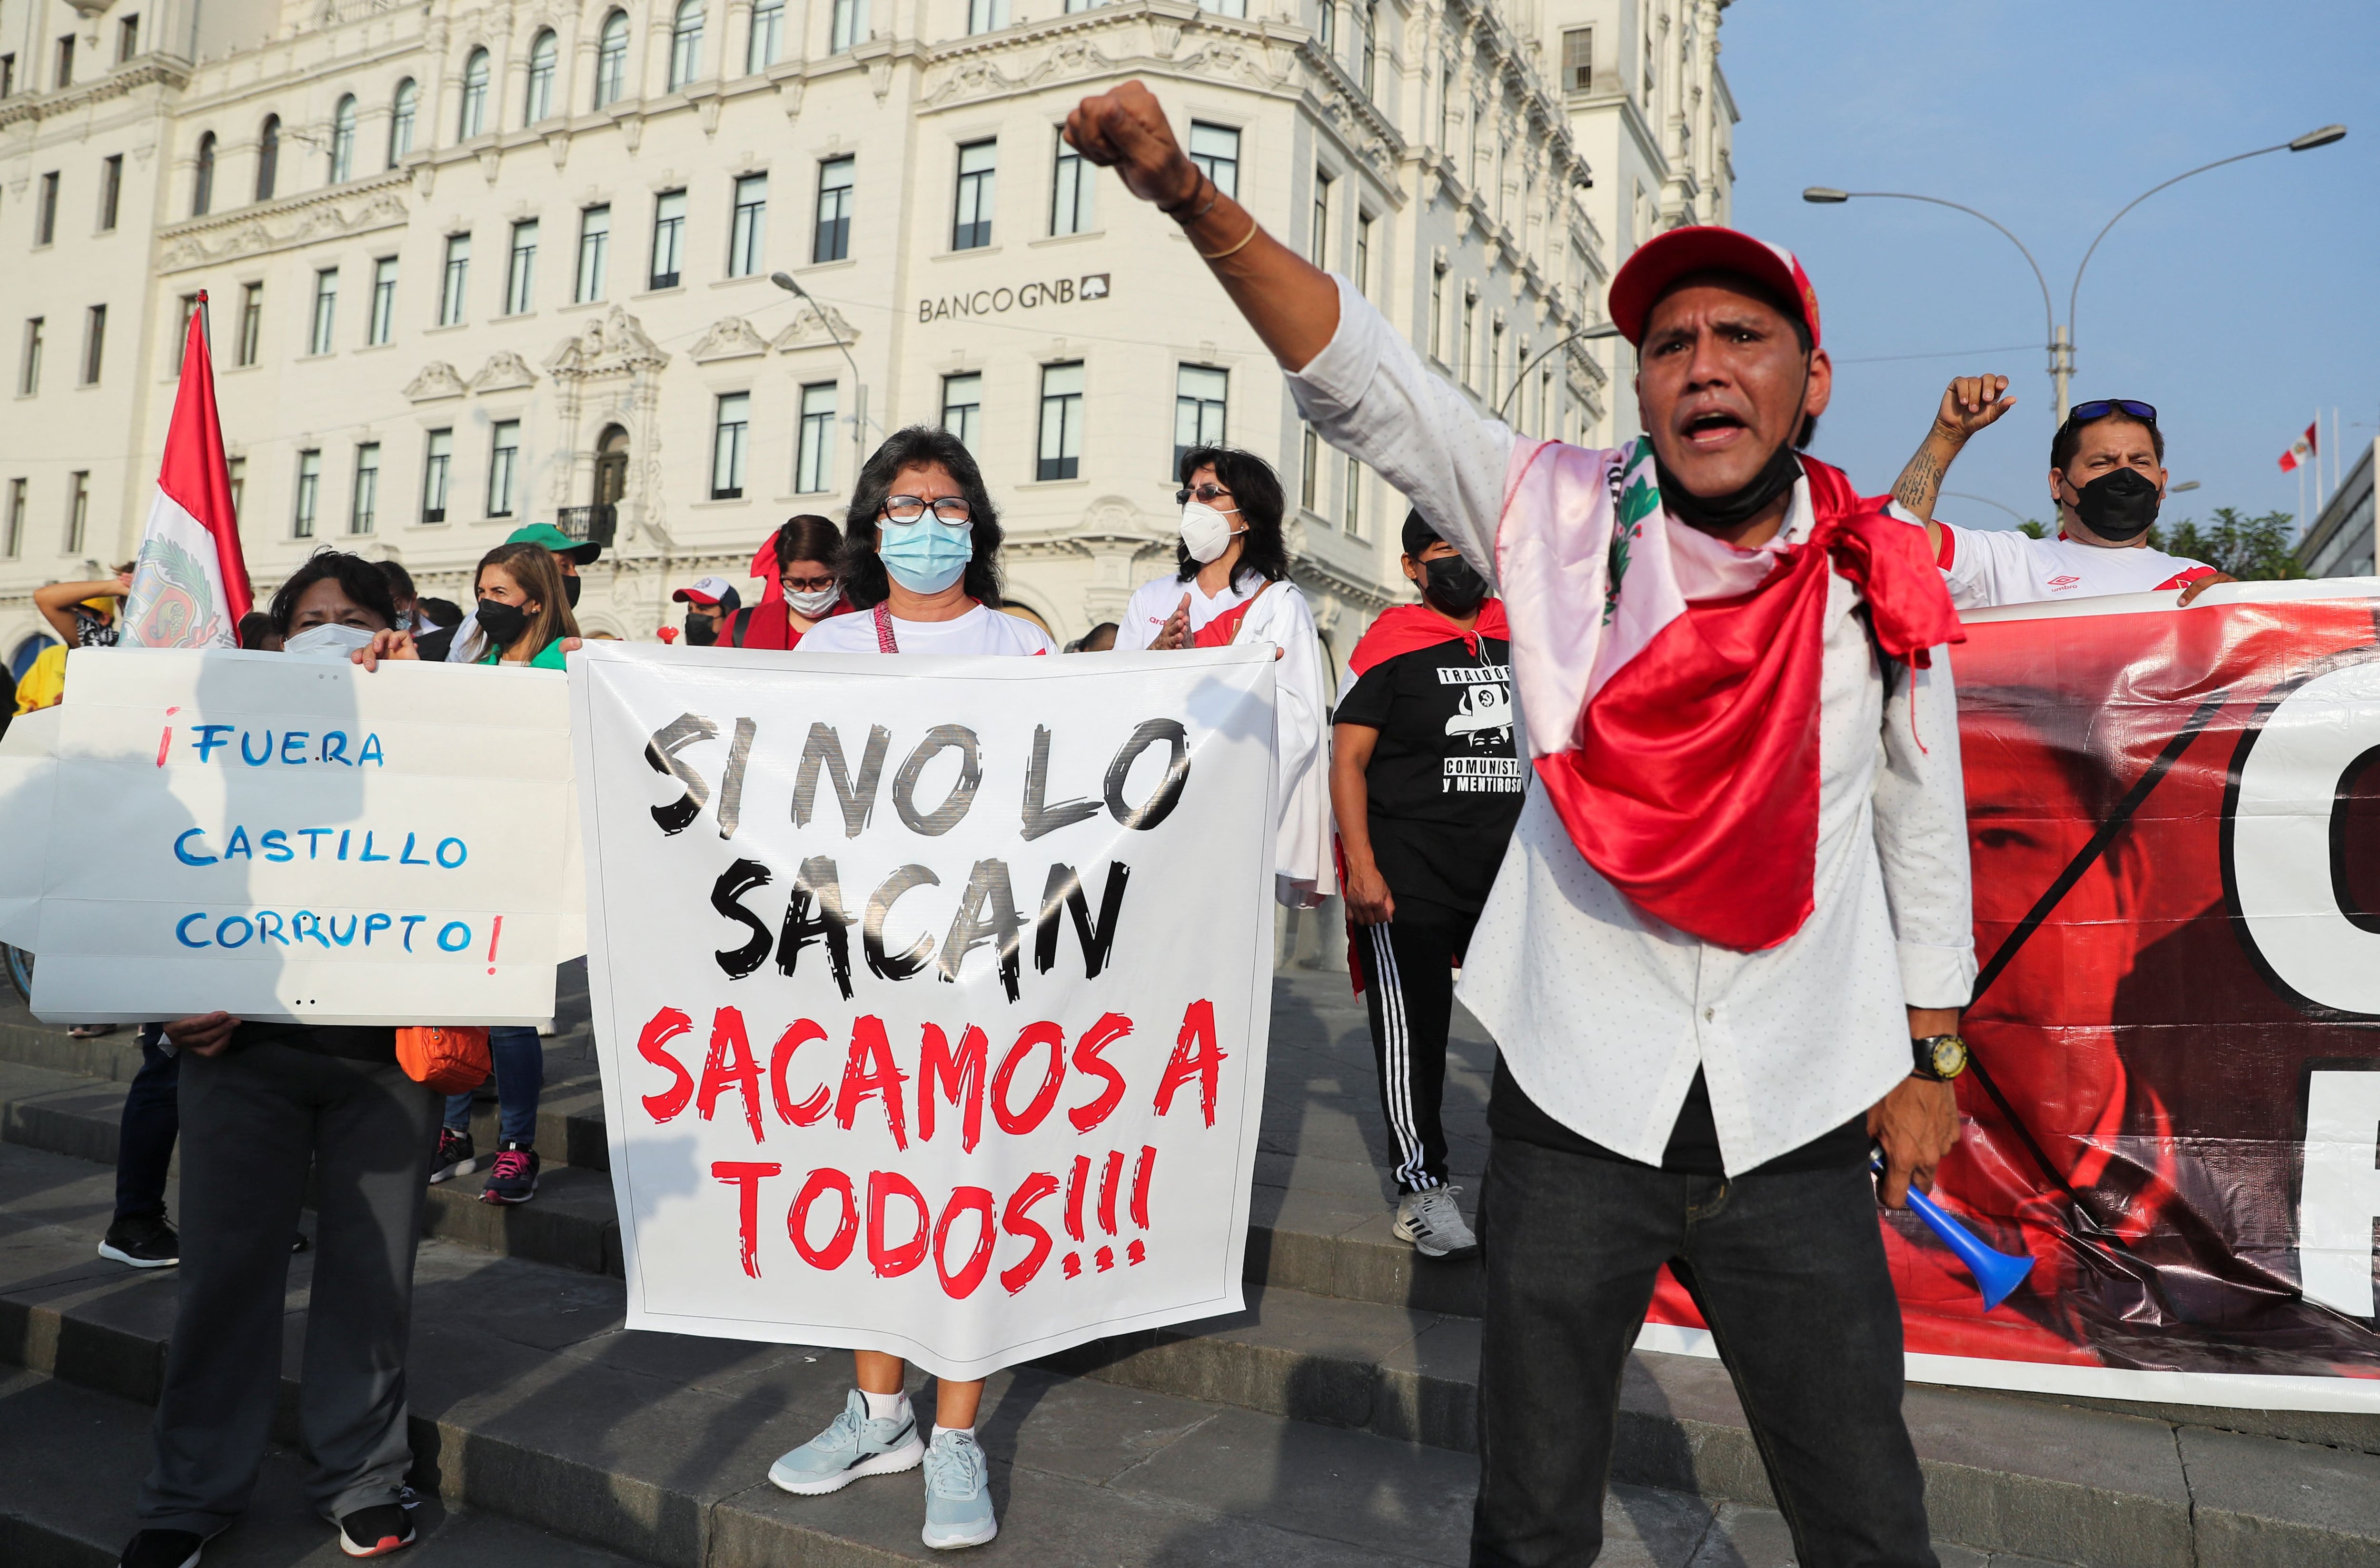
[917,274,1111,323]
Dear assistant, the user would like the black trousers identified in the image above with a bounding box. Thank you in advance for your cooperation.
[115,1025,180,1221]
[140,1042,437,1533]
[1473,1136,1935,1568]
[1353,899,1477,1194]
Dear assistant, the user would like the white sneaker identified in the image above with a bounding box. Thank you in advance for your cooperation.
[1393,1186,1478,1258]
[767,1389,925,1495]
[921,1429,998,1550]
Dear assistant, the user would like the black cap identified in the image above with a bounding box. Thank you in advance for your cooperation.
[1400,509,1443,559]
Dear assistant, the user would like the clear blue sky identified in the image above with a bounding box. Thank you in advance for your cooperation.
[1719,1,2376,537]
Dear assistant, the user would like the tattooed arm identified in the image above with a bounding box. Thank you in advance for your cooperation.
[1892,374,2017,557]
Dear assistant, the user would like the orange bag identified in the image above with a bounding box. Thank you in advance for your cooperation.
[396,1026,492,1094]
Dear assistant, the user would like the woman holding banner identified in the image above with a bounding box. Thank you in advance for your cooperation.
[764,426,1040,1551]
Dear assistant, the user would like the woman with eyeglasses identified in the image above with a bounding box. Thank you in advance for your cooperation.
[1115,444,1336,907]
[761,426,1042,1555]
[720,514,854,647]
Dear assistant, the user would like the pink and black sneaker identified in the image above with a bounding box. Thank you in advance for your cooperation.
[479,1142,539,1206]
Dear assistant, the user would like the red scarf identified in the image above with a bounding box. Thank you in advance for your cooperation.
[1532,458,1960,952]
[1344,599,1510,679]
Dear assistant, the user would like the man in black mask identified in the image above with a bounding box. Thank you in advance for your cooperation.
[1889,377,2233,607]
[1327,509,1523,1260]
[670,576,742,646]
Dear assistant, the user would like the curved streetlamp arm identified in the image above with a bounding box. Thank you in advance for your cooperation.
[1942,490,2034,528]
[1499,322,1621,423]
[1833,192,2056,346]
[2067,139,2298,340]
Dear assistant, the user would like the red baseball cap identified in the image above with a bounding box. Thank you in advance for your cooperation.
[1607,227,1821,350]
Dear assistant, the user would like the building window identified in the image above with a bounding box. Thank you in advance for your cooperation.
[17,318,40,396]
[118,15,139,62]
[712,391,749,499]
[1199,0,1245,17]
[1316,0,1332,53]
[388,80,416,164]
[576,205,610,301]
[1342,452,1362,536]
[0,55,13,99]
[728,173,766,276]
[941,372,981,453]
[669,0,704,89]
[174,294,198,373]
[308,268,337,355]
[192,132,216,216]
[292,450,320,538]
[967,0,1008,32]
[458,48,490,138]
[1489,316,1504,407]
[486,421,519,517]
[1539,367,1554,437]
[255,114,279,201]
[35,171,57,246]
[1460,294,1477,388]
[525,31,556,123]
[813,156,853,263]
[238,284,263,366]
[79,305,106,385]
[1562,26,1592,91]
[795,382,836,493]
[1036,361,1083,481]
[1310,169,1332,268]
[595,13,629,107]
[99,154,122,231]
[350,443,379,534]
[1187,122,1238,199]
[645,190,688,288]
[328,95,356,182]
[748,0,783,71]
[65,471,90,552]
[951,140,995,251]
[506,219,537,315]
[54,35,73,90]
[368,258,397,344]
[830,0,865,54]
[1359,0,1375,96]
[4,478,25,559]
[1174,365,1227,471]
[421,428,451,522]
[1354,211,1372,297]
[439,233,470,325]
[1050,134,1091,236]
[1300,422,1319,510]
[227,456,245,516]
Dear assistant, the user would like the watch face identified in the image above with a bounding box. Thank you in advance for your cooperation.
[1929,1035,1969,1078]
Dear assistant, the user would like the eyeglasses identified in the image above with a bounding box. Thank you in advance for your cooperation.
[2065,399,2157,426]
[1175,483,1234,506]
[781,574,836,593]
[882,495,973,525]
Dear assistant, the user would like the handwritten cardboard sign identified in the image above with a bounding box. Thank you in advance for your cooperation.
[0,648,580,1025]
[572,643,1280,1379]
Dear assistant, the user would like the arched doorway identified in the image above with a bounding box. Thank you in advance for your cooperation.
[595,426,629,508]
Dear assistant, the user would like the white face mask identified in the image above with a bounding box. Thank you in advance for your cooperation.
[786,584,840,617]
[1180,501,1244,565]
[283,622,378,658]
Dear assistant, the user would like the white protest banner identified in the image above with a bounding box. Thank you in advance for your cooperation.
[572,642,1280,1380]
[0,648,580,1025]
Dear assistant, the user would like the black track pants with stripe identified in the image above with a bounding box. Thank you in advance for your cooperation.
[1354,900,1478,1195]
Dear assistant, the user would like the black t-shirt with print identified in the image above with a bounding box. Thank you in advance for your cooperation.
[1335,634,1526,913]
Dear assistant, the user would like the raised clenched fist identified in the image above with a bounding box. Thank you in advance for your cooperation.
[1063,80,1201,211]
[1932,374,2016,444]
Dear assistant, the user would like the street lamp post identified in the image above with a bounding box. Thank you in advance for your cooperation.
[1500,319,1623,425]
[771,271,867,478]
[1804,124,2345,424]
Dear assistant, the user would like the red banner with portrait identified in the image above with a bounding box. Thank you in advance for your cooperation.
[1642,586,2380,1410]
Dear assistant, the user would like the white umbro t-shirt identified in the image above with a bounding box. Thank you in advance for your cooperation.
[1932,523,2217,611]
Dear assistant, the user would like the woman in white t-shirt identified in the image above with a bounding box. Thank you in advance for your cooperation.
[763,427,1041,1554]
[1116,445,1335,907]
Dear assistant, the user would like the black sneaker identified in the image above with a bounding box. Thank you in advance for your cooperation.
[118,1528,205,1568]
[428,1128,476,1185]
[336,1503,415,1558]
[99,1213,180,1269]
[479,1142,539,1206]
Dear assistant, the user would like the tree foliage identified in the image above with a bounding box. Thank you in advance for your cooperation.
[2149,508,2304,580]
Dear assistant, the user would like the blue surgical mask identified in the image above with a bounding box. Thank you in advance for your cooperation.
[878,517,973,595]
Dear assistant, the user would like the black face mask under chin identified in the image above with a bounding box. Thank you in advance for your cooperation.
[2067,466,2160,543]
[1656,439,1804,533]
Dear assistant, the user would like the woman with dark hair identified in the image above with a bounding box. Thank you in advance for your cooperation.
[796,426,1054,656]
[1118,445,1335,906]
[721,514,853,648]
[271,547,401,657]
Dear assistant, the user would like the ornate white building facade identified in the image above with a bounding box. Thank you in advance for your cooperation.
[1,0,1733,673]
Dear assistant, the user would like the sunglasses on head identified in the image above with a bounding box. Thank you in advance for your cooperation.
[2065,398,2157,426]
[1176,482,1234,506]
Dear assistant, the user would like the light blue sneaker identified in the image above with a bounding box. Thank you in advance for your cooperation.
[766,1389,924,1496]
[921,1429,997,1550]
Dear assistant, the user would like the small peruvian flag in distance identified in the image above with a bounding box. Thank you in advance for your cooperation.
[121,293,252,647]
[2278,421,2318,475]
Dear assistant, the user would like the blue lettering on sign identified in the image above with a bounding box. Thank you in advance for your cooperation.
[241,731,273,766]
[298,828,333,859]
[292,912,329,948]
[357,734,385,767]
[174,908,479,958]
[215,915,254,949]
[436,921,472,952]
[363,913,392,946]
[337,829,351,862]
[174,830,217,867]
[258,911,287,944]
[328,915,358,947]
[262,830,292,863]
[401,915,426,952]
[319,732,350,765]
[399,833,431,866]
[359,832,389,863]
[436,838,467,869]
[183,728,390,768]
[176,913,211,948]
[192,724,235,764]
[223,826,253,861]
[280,731,310,764]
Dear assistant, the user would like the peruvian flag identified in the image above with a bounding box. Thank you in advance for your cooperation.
[2278,421,2317,474]
[120,294,251,647]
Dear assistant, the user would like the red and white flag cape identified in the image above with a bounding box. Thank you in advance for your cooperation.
[2278,421,2317,474]
[121,296,251,647]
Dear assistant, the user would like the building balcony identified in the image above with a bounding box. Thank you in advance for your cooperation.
[556,504,617,550]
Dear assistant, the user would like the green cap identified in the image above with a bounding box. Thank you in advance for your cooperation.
[506,522,603,565]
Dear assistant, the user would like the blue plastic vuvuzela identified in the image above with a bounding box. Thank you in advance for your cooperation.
[1873,1155,2037,1312]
